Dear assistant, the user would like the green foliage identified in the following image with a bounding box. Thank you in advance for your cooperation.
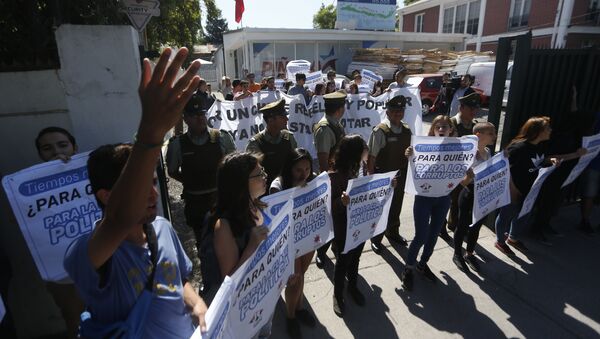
[203,0,228,44]
[313,3,337,29]
[145,0,203,51]
[404,0,420,5]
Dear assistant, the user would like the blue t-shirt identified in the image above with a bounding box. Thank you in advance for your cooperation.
[64,216,195,338]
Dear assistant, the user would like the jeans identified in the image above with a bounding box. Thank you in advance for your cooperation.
[494,200,526,242]
[407,195,451,266]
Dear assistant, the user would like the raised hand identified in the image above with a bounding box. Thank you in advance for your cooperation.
[137,47,201,144]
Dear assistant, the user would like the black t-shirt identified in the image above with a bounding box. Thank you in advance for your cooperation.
[507,141,548,195]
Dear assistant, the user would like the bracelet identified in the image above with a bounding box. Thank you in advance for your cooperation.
[133,133,164,149]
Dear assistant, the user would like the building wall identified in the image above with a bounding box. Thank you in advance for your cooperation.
[529,0,560,29]
[566,33,600,48]
[572,0,599,26]
[482,0,511,36]
[402,6,440,33]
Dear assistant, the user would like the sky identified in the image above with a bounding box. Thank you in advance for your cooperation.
[212,0,335,30]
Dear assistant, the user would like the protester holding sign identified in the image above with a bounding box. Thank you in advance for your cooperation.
[329,135,369,317]
[234,80,252,101]
[288,73,311,104]
[453,122,496,273]
[269,148,318,338]
[246,99,297,189]
[386,67,409,91]
[34,126,83,338]
[494,117,557,255]
[166,95,235,260]
[314,91,347,268]
[64,48,208,338]
[368,96,412,253]
[401,116,457,291]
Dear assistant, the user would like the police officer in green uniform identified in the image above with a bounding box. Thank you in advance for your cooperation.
[368,95,412,254]
[314,91,347,173]
[314,90,347,268]
[445,91,480,236]
[246,99,297,189]
[166,94,235,253]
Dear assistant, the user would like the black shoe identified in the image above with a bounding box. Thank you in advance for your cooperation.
[370,241,383,254]
[286,317,302,339]
[386,231,408,246]
[452,254,469,272]
[534,233,553,246]
[400,268,413,291]
[416,263,437,283]
[464,254,480,273]
[579,222,595,236]
[295,309,316,327]
[347,285,366,306]
[315,254,325,269]
[333,295,344,317]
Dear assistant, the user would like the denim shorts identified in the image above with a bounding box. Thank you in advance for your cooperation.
[581,168,600,198]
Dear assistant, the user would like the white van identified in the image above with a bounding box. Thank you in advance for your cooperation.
[466,62,513,107]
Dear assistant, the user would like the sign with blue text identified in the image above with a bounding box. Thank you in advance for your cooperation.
[518,165,556,219]
[2,153,101,281]
[261,172,334,258]
[472,152,511,224]
[562,132,600,188]
[343,171,397,254]
[406,136,478,197]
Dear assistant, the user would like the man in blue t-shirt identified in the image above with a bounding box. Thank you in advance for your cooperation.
[63,48,208,338]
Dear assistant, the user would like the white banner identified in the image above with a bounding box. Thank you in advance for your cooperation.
[343,171,396,254]
[193,276,235,339]
[361,69,383,91]
[286,60,311,81]
[274,79,285,91]
[518,165,556,219]
[1,153,101,281]
[406,135,478,197]
[472,152,511,224]
[282,93,322,158]
[207,96,265,150]
[305,71,323,92]
[562,132,600,188]
[261,173,334,258]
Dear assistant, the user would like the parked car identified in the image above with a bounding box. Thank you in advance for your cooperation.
[466,62,513,107]
[406,74,443,115]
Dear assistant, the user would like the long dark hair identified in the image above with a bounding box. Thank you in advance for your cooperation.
[214,152,266,237]
[280,148,315,190]
[332,134,366,177]
[509,116,550,146]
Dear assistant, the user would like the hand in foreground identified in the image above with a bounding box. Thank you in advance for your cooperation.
[341,191,350,206]
[405,146,414,157]
[137,48,201,144]
[192,299,208,333]
[249,225,269,248]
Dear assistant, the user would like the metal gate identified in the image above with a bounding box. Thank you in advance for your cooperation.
[488,32,600,148]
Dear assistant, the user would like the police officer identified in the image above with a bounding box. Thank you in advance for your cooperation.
[368,95,412,254]
[246,99,297,189]
[314,90,347,268]
[166,94,235,252]
[446,91,480,235]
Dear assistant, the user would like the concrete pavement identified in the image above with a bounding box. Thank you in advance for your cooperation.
[270,195,600,338]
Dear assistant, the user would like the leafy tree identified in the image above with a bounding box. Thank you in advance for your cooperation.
[145,0,203,51]
[313,3,336,29]
[404,0,420,5]
[203,0,229,44]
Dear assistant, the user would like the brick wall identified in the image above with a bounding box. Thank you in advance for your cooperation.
[566,33,600,48]
[529,0,559,29]
[571,0,600,26]
[482,0,511,35]
[402,6,440,33]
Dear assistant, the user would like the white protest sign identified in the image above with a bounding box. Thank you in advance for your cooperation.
[258,90,281,105]
[361,69,383,90]
[207,95,265,150]
[562,132,600,188]
[226,201,294,338]
[283,93,323,158]
[286,60,311,81]
[0,296,5,322]
[472,152,511,224]
[357,84,371,93]
[406,135,478,197]
[1,153,101,281]
[343,171,396,254]
[274,79,285,90]
[192,276,234,339]
[261,173,334,258]
[518,165,556,219]
[305,71,323,92]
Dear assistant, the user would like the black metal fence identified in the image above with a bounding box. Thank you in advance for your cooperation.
[488,32,600,148]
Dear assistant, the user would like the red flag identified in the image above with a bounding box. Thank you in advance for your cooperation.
[235,0,245,23]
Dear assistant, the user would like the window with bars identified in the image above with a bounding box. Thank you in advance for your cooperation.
[454,4,467,33]
[443,7,454,33]
[466,0,480,34]
[442,1,480,35]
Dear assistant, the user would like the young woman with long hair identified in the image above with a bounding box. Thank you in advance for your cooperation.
[329,134,369,317]
[269,148,317,338]
[401,115,457,291]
